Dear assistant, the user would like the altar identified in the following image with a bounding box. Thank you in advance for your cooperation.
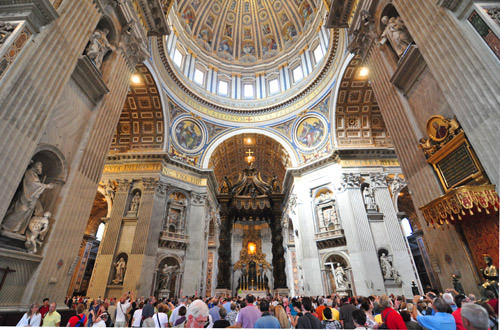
[239,290,268,298]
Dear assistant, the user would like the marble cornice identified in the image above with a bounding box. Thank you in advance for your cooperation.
[337,148,397,159]
[136,0,169,36]
[281,152,340,201]
[0,0,59,33]
[325,0,358,28]
[104,151,218,193]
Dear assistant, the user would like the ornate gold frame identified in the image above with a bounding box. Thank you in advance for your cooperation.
[427,132,487,192]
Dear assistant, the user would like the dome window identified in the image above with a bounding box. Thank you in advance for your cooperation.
[243,84,254,99]
[218,80,228,96]
[292,66,303,83]
[194,68,204,86]
[269,79,280,95]
[173,48,183,68]
[313,45,324,64]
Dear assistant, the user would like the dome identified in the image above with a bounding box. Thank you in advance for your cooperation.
[157,0,342,121]
[175,0,322,66]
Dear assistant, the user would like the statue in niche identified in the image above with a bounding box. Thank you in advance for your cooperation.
[380,253,394,280]
[168,209,180,226]
[25,212,51,254]
[159,264,179,290]
[0,22,16,45]
[85,28,112,70]
[2,161,54,234]
[112,257,127,284]
[129,192,140,214]
[363,186,378,211]
[379,16,413,57]
[334,263,349,290]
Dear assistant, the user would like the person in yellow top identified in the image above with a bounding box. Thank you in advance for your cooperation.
[42,302,61,327]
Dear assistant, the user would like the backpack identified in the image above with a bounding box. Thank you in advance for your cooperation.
[75,313,87,327]
[378,309,393,329]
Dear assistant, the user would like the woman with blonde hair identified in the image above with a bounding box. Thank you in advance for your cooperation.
[274,304,290,328]
[16,304,41,327]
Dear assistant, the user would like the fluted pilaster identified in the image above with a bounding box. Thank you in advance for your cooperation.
[394,0,500,187]
[0,0,100,219]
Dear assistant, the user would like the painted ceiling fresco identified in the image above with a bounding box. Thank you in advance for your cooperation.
[176,0,320,65]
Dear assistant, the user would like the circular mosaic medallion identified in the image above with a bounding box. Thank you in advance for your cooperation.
[242,14,252,25]
[212,3,221,13]
[259,10,268,21]
[273,1,282,11]
[227,12,236,22]
[172,118,205,153]
[294,115,327,150]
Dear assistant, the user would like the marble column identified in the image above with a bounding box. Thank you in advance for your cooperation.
[127,178,158,295]
[295,189,323,295]
[371,174,417,297]
[336,174,385,296]
[86,179,131,299]
[367,32,482,295]
[0,0,100,222]
[181,192,208,296]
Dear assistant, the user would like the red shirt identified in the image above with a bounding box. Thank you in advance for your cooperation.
[68,313,86,327]
[381,308,407,329]
[487,299,498,311]
[452,308,465,330]
[39,305,50,318]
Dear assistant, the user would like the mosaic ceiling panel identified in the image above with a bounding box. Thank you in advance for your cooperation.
[208,133,290,189]
[111,64,164,152]
[335,56,392,147]
[176,0,320,65]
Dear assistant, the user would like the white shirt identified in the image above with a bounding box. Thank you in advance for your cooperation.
[153,312,169,328]
[132,309,143,327]
[116,300,131,323]
[16,313,41,327]
[92,319,107,327]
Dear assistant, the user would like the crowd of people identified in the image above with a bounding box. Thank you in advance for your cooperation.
[15,289,498,329]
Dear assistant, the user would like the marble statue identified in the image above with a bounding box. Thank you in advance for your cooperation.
[129,192,140,214]
[379,16,412,57]
[334,263,349,290]
[159,264,179,290]
[0,22,16,45]
[363,186,378,211]
[85,28,112,70]
[380,253,394,279]
[104,180,115,202]
[112,257,127,284]
[25,212,51,254]
[2,161,54,234]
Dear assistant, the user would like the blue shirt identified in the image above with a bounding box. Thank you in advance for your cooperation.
[223,301,232,313]
[254,314,281,329]
[209,306,220,322]
[417,312,456,330]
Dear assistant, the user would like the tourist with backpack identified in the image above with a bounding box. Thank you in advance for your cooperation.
[67,303,87,327]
